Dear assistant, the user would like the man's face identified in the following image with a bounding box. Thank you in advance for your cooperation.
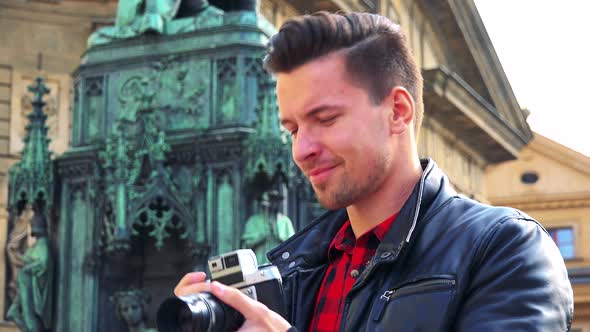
[277,52,395,210]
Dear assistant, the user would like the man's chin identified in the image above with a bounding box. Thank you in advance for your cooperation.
[315,192,348,210]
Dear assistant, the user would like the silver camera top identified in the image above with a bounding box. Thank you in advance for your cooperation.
[207,249,282,291]
[208,249,259,286]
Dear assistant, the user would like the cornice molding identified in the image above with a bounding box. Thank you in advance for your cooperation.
[446,0,532,139]
[418,0,532,143]
[423,67,526,163]
[490,193,590,210]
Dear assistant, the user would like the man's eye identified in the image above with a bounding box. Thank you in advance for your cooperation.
[319,116,337,124]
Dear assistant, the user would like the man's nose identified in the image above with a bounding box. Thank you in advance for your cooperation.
[292,129,320,164]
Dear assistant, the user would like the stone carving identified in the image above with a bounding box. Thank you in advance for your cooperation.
[119,76,156,122]
[241,189,294,263]
[100,107,198,252]
[111,289,158,332]
[150,57,209,128]
[6,209,53,332]
[118,57,209,128]
[132,195,182,251]
[6,203,34,301]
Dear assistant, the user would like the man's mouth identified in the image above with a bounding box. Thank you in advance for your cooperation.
[307,165,338,184]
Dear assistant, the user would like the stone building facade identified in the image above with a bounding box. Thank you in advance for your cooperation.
[487,134,590,331]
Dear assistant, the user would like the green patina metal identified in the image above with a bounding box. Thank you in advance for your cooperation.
[6,210,53,332]
[4,77,55,331]
[241,189,295,264]
[87,0,225,47]
[111,289,158,332]
[5,1,325,331]
[7,77,54,214]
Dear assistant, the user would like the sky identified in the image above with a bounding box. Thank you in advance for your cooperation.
[474,0,590,157]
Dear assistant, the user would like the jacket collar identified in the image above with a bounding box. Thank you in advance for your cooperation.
[268,158,456,274]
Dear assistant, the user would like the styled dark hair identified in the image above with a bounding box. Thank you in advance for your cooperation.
[264,12,424,135]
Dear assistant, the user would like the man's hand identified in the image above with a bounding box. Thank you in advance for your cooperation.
[175,272,292,332]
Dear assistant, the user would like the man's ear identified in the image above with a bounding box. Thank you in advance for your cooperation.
[387,86,415,135]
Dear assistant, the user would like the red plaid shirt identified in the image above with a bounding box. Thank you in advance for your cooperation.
[308,213,398,332]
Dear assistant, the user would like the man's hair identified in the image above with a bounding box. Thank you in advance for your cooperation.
[264,12,424,135]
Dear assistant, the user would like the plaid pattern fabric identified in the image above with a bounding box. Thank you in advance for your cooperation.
[308,213,397,332]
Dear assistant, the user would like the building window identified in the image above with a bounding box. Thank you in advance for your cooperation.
[547,227,575,260]
[520,171,539,184]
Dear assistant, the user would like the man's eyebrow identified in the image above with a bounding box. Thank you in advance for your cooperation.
[305,105,339,118]
[280,104,344,126]
[279,117,293,126]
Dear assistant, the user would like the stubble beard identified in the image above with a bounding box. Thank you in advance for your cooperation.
[313,152,391,210]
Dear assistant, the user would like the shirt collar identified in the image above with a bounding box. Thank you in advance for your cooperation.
[328,213,398,257]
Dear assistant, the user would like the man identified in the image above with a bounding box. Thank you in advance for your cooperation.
[175,12,573,331]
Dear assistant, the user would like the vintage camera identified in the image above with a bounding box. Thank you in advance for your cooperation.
[157,249,286,332]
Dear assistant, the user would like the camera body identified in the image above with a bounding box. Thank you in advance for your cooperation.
[157,249,286,332]
[206,249,285,312]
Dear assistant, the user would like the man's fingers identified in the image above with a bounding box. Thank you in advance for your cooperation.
[210,281,265,319]
[175,283,213,297]
[176,272,207,287]
[174,272,207,296]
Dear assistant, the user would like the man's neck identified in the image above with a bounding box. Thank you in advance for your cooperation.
[346,157,422,238]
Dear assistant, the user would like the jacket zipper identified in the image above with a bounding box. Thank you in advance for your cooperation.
[372,278,456,322]
[339,164,430,332]
[345,167,429,296]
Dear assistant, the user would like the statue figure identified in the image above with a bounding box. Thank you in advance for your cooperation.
[87,0,223,47]
[6,203,34,301]
[112,289,158,332]
[6,209,53,332]
[241,190,295,263]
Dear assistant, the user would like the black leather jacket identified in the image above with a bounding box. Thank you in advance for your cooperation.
[268,159,573,331]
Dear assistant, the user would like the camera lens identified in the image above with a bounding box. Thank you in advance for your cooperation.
[157,292,244,332]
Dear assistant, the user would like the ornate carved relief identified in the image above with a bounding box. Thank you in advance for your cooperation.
[99,109,203,253]
[118,57,210,129]
[132,195,185,250]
